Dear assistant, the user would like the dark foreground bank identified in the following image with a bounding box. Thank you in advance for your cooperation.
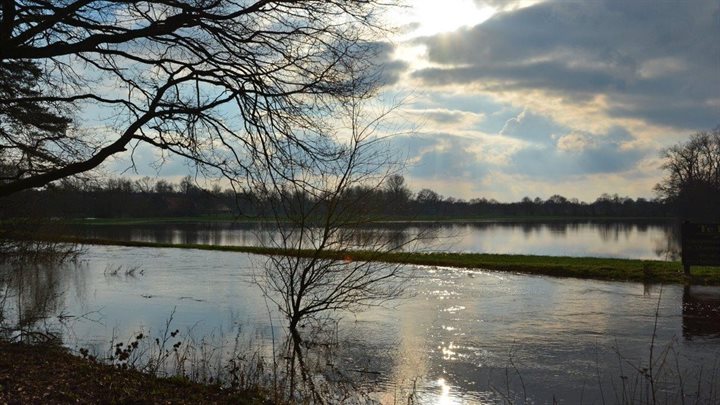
[0,342,259,404]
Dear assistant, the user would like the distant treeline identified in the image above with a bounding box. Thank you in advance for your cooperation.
[0,175,673,220]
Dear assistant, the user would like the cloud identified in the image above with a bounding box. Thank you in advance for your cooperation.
[402,108,485,128]
[507,126,649,178]
[389,108,651,183]
[358,41,409,87]
[480,171,660,202]
[386,123,656,200]
[414,0,720,130]
[390,133,491,180]
[498,108,567,144]
[473,0,542,10]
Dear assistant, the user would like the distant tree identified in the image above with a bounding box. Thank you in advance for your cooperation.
[385,174,412,214]
[414,188,442,216]
[416,188,441,204]
[179,176,196,195]
[154,180,174,194]
[547,194,568,204]
[106,178,135,193]
[134,177,155,194]
[655,127,720,221]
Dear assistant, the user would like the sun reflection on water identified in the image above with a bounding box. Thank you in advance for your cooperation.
[436,378,463,405]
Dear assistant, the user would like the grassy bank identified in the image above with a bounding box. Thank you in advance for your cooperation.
[62,237,719,285]
[0,341,259,404]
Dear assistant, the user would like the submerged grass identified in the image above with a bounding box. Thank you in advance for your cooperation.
[57,237,720,285]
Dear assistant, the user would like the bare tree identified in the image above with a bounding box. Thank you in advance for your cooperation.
[0,0,398,197]
[655,127,720,221]
[249,87,419,402]
[256,91,413,335]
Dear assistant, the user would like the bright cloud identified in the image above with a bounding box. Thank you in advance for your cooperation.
[107,0,719,202]
[379,0,719,201]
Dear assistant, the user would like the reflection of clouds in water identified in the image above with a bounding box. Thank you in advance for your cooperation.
[458,221,676,259]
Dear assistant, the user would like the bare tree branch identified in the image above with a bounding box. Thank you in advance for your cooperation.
[0,0,398,197]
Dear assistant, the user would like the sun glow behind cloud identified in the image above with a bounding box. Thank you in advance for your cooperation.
[392,0,496,37]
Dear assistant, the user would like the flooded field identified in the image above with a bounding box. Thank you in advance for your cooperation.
[2,244,717,403]
[70,219,681,260]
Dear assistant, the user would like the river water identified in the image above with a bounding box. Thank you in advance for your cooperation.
[2,242,718,403]
[70,219,681,260]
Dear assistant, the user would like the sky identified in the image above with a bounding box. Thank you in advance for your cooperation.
[110,0,719,202]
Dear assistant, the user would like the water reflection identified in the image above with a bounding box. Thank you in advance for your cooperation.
[70,219,679,260]
[683,285,720,340]
[654,225,682,261]
[0,261,87,342]
[2,246,718,403]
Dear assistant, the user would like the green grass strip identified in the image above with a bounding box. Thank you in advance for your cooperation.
[57,237,720,286]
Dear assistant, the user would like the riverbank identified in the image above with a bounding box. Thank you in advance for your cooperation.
[0,341,259,404]
[62,237,719,285]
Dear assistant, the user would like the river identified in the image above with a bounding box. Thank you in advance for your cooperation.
[69,219,681,260]
[2,238,718,403]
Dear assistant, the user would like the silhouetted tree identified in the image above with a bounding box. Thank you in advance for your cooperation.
[416,188,441,204]
[655,127,720,221]
[0,60,72,188]
[257,91,409,332]
[154,180,175,194]
[0,0,398,197]
[384,174,412,215]
[134,177,155,194]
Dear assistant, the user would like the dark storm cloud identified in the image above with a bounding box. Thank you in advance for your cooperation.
[414,0,720,129]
